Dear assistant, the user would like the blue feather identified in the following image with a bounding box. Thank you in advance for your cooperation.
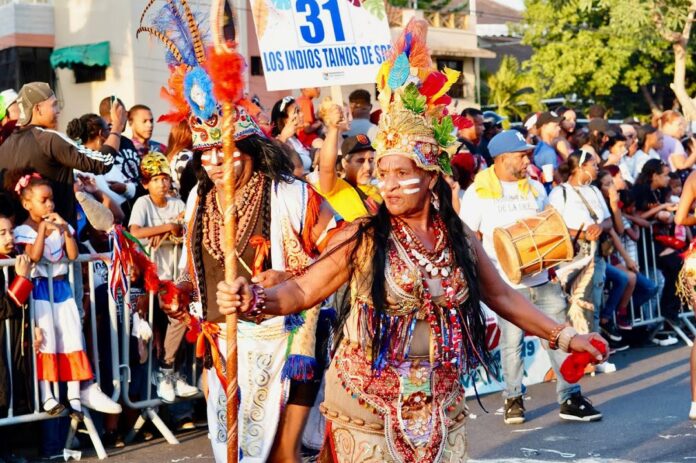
[184,67,217,120]
[404,32,412,57]
[152,0,210,67]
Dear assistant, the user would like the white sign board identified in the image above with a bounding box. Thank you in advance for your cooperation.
[463,306,553,397]
[249,0,392,90]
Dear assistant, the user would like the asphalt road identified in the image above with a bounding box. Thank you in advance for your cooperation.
[70,343,695,463]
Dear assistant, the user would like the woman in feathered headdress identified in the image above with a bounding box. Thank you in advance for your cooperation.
[137,1,340,461]
[217,19,608,462]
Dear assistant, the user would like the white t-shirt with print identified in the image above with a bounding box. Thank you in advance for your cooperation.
[13,223,75,278]
[548,183,610,232]
[460,178,548,289]
[129,195,185,281]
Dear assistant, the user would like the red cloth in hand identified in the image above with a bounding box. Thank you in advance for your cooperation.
[559,339,607,383]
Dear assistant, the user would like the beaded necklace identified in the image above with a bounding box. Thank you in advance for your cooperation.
[390,216,452,278]
[202,172,266,266]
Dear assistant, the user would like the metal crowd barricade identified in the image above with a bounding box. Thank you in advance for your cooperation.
[629,225,694,346]
[0,242,201,459]
[118,241,201,446]
[0,254,113,460]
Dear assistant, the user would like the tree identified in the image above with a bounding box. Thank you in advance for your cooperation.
[653,0,696,120]
[519,0,695,115]
[485,55,543,125]
[387,0,465,12]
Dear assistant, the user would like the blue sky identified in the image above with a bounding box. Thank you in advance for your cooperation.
[504,0,524,10]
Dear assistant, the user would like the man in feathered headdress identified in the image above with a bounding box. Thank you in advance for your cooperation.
[137,1,341,461]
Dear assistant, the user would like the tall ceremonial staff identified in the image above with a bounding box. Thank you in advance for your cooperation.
[210,1,242,460]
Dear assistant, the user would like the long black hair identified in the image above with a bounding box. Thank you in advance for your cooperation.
[335,175,495,375]
[190,134,295,314]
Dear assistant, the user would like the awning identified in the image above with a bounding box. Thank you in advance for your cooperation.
[50,41,110,69]
[432,47,497,59]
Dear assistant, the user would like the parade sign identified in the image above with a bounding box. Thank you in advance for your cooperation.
[249,0,392,90]
[464,305,553,397]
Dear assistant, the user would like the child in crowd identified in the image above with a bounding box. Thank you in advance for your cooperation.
[0,212,33,463]
[8,170,92,420]
[128,152,197,403]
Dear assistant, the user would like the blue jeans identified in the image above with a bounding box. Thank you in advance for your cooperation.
[591,256,607,332]
[603,264,628,321]
[632,271,658,308]
[499,281,581,404]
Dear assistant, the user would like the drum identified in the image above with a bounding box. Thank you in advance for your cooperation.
[493,208,574,284]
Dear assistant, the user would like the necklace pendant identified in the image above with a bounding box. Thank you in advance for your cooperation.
[425,263,433,273]
[431,267,439,277]
[441,268,449,278]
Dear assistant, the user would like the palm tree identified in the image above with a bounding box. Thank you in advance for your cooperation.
[486,55,543,126]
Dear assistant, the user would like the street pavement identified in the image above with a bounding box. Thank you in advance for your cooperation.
[73,342,695,463]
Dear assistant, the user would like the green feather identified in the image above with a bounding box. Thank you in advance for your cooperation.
[432,115,456,148]
[401,83,426,114]
[438,152,453,176]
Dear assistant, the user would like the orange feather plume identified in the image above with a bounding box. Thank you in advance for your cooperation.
[206,43,245,104]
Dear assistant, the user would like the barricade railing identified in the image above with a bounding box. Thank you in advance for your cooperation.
[629,225,694,346]
[0,254,113,459]
[0,243,201,458]
[117,243,201,446]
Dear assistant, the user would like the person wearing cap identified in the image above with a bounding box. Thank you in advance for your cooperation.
[532,111,564,171]
[461,130,602,425]
[0,89,19,145]
[457,107,488,164]
[310,102,381,221]
[0,82,117,228]
[618,123,639,183]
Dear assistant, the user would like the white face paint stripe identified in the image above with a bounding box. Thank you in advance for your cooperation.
[398,178,421,186]
[403,187,421,195]
[377,181,385,190]
[233,160,242,167]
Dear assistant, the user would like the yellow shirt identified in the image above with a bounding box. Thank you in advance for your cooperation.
[310,176,382,222]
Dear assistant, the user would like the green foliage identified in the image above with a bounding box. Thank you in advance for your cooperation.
[363,0,386,20]
[432,115,456,147]
[387,0,466,12]
[485,55,543,125]
[520,0,695,105]
[401,83,427,114]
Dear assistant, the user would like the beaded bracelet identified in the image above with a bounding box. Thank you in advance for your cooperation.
[557,326,579,353]
[247,284,266,324]
[548,323,568,350]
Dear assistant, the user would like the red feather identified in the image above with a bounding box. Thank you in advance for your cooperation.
[159,65,190,124]
[420,71,446,97]
[206,43,246,104]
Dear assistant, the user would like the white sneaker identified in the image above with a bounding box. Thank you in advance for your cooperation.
[173,374,199,398]
[80,383,122,414]
[652,334,678,346]
[595,361,617,374]
[155,370,176,403]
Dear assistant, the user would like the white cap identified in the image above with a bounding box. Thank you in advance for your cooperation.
[0,89,18,107]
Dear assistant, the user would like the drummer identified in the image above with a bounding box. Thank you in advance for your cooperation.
[460,130,602,425]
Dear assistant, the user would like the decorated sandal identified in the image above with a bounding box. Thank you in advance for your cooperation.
[68,399,84,422]
[42,398,65,416]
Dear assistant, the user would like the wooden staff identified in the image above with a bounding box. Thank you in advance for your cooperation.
[211,1,239,461]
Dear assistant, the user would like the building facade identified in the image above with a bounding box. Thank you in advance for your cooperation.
[0,0,494,142]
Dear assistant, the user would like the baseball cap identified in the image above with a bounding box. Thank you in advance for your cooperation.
[535,111,563,129]
[482,110,505,126]
[488,130,536,158]
[341,134,374,156]
[16,82,54,126]
[0,89,18,120]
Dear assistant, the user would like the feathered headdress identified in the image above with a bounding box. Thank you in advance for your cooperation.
[137,0,264,150]
[373,19,463,175]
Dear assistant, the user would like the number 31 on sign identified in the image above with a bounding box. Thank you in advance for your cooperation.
[293,0,355,46]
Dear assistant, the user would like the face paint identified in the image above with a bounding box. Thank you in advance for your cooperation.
[377,180,386,190]
[233,150,241,167]
[398,178,421,195]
